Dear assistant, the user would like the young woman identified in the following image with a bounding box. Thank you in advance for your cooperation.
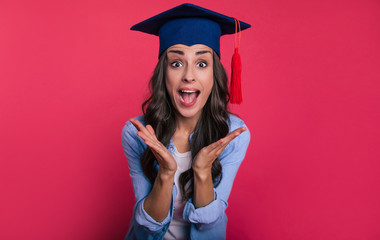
[122,3,251,239]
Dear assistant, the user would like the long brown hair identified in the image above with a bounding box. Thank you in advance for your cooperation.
[141,50,230,200]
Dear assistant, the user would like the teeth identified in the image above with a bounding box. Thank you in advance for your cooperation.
[181,90,197,93]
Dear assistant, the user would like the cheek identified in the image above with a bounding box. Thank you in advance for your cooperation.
[164,79,172,96]
[166,70,178,88]
[165,77,176,100]
[204,71,214,94]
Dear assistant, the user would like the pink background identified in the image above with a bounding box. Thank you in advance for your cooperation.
[1,0,379,239]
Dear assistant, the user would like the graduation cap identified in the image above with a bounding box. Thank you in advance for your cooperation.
[130,3,251,104]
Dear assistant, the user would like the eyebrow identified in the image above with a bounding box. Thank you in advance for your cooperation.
[167,50,212,55]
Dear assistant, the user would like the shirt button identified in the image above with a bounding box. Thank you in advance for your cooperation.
[162,227,166,232]
[169,146,174,151]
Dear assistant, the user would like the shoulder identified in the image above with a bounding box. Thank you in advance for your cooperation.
[220,113,251,160]
[227,113,249,133]
[122,114,145,135]
[121,114,146,153]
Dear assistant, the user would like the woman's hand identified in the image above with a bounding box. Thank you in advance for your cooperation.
[192,127,246,175]
[129,118,177,177]
[129,119,176,222]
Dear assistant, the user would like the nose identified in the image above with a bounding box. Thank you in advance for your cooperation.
[182,65,195,83]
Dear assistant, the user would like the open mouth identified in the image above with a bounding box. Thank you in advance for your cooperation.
[178,89,200,106]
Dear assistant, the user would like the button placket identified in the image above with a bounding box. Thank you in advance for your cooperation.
[169,145,174,152]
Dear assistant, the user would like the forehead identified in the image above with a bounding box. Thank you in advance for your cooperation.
[167,44,213,55]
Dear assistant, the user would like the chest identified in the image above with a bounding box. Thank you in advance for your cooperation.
[172,132,191,153]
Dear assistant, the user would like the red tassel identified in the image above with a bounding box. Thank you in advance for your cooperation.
[230,48,242,104]
[230,18,243,104]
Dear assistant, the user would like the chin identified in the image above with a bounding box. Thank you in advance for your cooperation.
[176,108,202,119]
[174,101,204,119]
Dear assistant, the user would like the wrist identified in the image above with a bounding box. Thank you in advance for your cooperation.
[193,167,212,181]
[157,168,176,181]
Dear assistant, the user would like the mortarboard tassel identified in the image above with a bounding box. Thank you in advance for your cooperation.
[230,18,243,104]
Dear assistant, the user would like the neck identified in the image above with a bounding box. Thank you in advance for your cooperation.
[175,112,201,135]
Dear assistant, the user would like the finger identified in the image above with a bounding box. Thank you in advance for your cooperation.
[205,127,246,153]
[129,119,150,133]
[144,131,167,150]
[146,125,158,140]
[144,139,161,152]
[144,139,171,163]
[130,119,155,141]
[215,134,240,155]
[223,127,246,144]
[215,145,226,156]
[205,138,224,152]
[144,140,163,162]
[211,127,246,155]
[136,131,154,143]
[131,120,170,161]
[144,138,165,153]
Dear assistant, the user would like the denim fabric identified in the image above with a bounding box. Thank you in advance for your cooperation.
[121,113,251,240]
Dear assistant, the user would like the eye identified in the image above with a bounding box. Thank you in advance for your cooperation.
[171,61,182,68]
[197,61,207,68]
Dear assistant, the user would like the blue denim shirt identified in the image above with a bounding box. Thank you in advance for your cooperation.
[121,113,251,240]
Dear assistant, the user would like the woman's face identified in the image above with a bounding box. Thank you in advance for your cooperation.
[165,44,214,121]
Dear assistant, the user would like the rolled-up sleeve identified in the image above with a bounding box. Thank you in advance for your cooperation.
[121,119,174,236]
[182,118,251,233]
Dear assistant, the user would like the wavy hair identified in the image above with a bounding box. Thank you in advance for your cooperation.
[141,50,230,200]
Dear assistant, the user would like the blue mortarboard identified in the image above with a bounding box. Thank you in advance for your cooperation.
[130,3,251,58]
[130,3,251,104]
